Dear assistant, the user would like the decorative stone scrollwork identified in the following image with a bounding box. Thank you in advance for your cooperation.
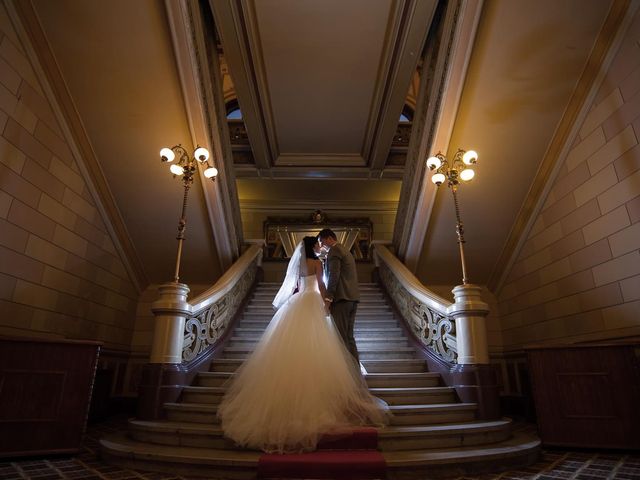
[182,258,258,362]
[379,262,457,363]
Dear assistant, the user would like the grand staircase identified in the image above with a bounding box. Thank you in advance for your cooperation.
[101,282,540,479]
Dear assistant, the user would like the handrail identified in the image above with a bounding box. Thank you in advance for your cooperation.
[189,244,262,313]
[182,244,263,361]
[373,243,458,363]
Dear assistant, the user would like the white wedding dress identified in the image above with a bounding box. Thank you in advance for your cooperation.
[217,256,387,454]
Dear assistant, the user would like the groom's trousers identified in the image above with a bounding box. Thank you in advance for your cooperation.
[331,300,359,364]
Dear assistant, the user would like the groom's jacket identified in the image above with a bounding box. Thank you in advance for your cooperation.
[326,243,360,303]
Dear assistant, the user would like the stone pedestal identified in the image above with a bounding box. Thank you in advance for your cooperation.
[448,284,490,365]
[150,282,191,364]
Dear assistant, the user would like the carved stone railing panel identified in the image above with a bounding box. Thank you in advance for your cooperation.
[375,244,457,363]
[182,245,261,362]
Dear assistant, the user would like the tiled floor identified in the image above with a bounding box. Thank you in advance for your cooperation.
[1,417,638,480]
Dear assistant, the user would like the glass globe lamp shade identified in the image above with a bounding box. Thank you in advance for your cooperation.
[426,156,442,170]
[169,164,184,176]
[462,150,478,165]
[204,166,218,179]
[432,173,446,186]
[160,147,175,163]
[460,168,475,181]
[194,147,210,162]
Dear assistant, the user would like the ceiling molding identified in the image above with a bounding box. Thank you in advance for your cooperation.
[234,165,405,180]
[208,0,273,169]
[165,0,241,270]
[403,0,484,273]
[487,0,640,294]
[368,0,438,171]
[8,0,147,292]
[240,199,399,214]
[274,154,366,167]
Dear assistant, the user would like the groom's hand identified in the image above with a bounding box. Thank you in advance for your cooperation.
[324,298,332,313]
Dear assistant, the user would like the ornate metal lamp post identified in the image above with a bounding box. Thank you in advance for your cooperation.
[426,148,478,285]
[147,145,218,367]
[160,145,218,283]
[426,148,491,369]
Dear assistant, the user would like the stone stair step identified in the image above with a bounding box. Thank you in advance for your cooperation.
[196,372,233,387]
[128,418,512,452]
[226,337,410,348]
[361,359,427,373]
[182,386,225,404]
[128,420,234,450]
[208,359,244,372]
[383,431,540,479]
[356,337,409,346]
[369,386,456,405]
[165,402,219,423]
[100,434,260,479]
[378,419,513,451]
[387,403,477,425]
[365,372,440,388]
[359,348,417,360]
[100,430,540,479]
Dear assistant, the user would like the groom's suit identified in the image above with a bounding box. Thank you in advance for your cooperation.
[325,242,360,363]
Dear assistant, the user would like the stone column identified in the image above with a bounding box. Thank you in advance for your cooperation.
[150,282,191,364]
[448,284,490,365]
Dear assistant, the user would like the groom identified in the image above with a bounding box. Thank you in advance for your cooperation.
[318,229,360,364]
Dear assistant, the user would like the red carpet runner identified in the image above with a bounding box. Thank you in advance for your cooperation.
[257,427,386,479]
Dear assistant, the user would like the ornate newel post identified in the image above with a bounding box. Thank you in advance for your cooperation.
[150,283,191,364]
[138,145,218,420]
[447,284,499,419]
[426,149,500,419]
[448,284,489,365]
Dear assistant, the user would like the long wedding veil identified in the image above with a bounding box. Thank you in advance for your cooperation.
[272,241,304,309]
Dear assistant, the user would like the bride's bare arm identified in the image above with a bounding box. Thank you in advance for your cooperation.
[314,260,327,298]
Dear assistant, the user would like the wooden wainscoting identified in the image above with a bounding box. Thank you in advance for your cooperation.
[526,342,640,449]
[0,337,100,457]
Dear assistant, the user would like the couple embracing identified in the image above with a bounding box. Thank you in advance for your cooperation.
[218,229,388,454]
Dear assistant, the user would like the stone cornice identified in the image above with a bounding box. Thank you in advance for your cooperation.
[8,0,147,292]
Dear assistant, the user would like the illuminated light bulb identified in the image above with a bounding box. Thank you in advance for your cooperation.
[462,150,478,165]
[432,173,446,186]
[194,147,209,162]
[170,164,184,176]
[426,156,442,170]
[160,147,175,162]
[204,167,218,179]
[460,168,475,181]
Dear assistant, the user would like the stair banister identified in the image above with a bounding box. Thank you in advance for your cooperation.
[182,244,263,361]
[373,243,490,365]
[140,244,263,420]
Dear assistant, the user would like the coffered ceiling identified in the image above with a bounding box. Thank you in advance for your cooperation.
[210,0,437,179]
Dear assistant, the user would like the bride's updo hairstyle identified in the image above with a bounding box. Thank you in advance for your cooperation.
[303,236,319,259]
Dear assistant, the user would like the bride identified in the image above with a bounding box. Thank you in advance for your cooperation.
[217,236,388,453]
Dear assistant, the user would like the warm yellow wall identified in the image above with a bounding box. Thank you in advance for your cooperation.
[497,12,640,351]
[0,5,137,350]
